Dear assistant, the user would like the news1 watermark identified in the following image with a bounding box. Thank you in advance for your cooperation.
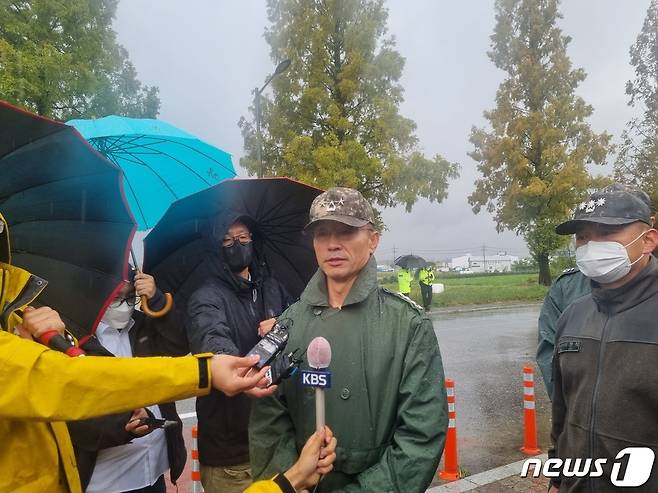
[521,448,655,487]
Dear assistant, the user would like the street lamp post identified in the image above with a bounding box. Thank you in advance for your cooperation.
[254,59,291,178]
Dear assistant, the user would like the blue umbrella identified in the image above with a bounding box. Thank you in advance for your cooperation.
[67,116,236,230]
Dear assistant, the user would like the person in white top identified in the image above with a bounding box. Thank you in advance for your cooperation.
[67,270,189,493]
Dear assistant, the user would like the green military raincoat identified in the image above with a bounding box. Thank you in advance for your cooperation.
[536,267,590,398]
[250,257,448,492]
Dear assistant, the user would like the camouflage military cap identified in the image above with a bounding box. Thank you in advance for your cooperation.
[305,187,375,230]
[556,183,652,235]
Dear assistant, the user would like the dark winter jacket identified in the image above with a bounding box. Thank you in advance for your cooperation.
[186,257,292,466]
[551,256,658,492]
[67,291,189,491]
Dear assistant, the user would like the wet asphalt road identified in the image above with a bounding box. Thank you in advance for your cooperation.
[431,304,551,479]
[175,304,551,485]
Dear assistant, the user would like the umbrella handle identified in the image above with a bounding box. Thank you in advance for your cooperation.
[39,330,86,357]
[141,293,173,318]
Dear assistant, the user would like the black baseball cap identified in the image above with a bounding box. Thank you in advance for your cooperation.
[556,183,652,235]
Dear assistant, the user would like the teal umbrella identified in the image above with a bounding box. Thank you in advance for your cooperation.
[67,116,236,230]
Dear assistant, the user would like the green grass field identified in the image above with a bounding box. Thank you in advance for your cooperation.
[378,272,549,307]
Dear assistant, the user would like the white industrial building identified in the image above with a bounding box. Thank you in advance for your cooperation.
[450,253,519,273]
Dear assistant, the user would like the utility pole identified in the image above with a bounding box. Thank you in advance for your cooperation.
[253,60,291,177]
[482,244,487,273]
[393,246,396,264]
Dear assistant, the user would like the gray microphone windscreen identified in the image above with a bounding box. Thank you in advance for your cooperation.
[307,336,332,369]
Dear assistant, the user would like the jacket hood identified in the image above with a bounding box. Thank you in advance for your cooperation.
[208,212,272,294]
[301,255,379,307]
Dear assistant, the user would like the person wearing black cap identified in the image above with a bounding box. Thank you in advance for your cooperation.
[549,183,658,492]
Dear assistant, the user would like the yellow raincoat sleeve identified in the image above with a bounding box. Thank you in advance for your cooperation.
[243,481,282,493]
[0,330,211,421]
[243,474,294,493]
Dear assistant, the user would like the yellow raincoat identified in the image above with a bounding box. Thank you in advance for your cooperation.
[0,212,216,493]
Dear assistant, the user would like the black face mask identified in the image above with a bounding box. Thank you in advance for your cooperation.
[223,242,254,272]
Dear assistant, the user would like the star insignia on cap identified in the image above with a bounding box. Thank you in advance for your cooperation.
[337,198,345,206]
[584,200,596,213]
[325,200,337,212]
[595,197,605,207]
[578,202,587,211]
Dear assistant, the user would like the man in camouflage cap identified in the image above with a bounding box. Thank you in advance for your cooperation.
[306,186,376,228]
[548,183,658,492]
[250,187,448,492]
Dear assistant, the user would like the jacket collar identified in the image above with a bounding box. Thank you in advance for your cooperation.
[301,256,379,307]
[211,253,262,295]
[591,255,658,314]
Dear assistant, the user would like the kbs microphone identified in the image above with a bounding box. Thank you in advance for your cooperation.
[301,337,332,430]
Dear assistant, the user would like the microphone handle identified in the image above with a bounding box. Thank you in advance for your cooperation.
[315,387,325,431]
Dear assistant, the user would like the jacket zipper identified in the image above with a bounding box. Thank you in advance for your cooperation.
[588,313,610,493]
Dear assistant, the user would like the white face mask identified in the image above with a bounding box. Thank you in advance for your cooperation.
[575,229,649,284]
[102,300,134,329]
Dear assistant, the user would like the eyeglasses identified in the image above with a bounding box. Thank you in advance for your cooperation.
[222,233,252,247]
[115,294,138,307]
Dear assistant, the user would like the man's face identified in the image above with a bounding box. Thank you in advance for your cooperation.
[574,221,656,266]
[312,220,380,283]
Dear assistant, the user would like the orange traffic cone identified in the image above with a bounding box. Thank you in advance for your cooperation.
[439,379,460,480]
[521,366,541,455]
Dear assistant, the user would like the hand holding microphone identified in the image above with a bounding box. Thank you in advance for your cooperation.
[284,425,337,491]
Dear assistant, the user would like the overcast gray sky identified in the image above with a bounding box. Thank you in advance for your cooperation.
[115,0,650,264]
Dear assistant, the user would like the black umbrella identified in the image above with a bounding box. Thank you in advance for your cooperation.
[394,255,428,269]
[143,178,323,307]
[0,100,136,335]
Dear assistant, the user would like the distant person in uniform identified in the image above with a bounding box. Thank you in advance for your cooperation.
[397,267,412,296]
[418,265,435,312]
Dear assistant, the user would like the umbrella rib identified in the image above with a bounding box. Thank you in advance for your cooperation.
[262,238,309,284]
[93,134,235,184]
[259,209,308,225]
[113,150,181,200]
[14,249,124,278]
[139,135,236,175]
[254,194,298,224]
[107,138,215,187]
[98,153,150,227]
